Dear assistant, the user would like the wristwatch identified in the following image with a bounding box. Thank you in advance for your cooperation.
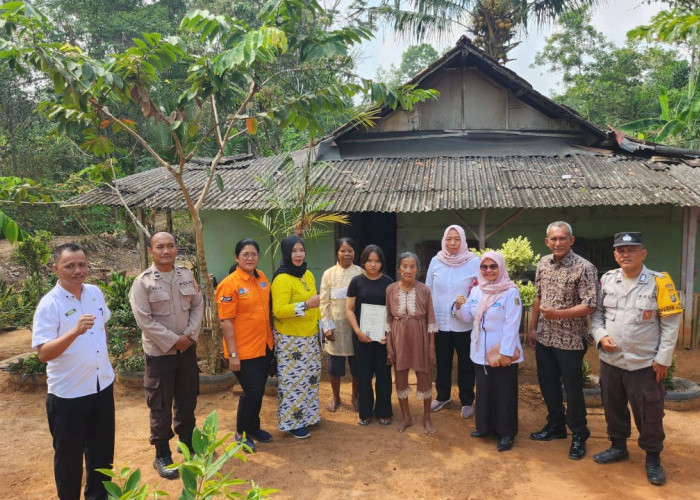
[229,352,238,359]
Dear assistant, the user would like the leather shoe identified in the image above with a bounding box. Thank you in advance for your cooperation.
[593,445,629,464]
[497,436,514,452]
[153,455,179,480]
[470,430,490,438]
[645,454,666,486]
[530,426,567,441]
[569,434,587,460]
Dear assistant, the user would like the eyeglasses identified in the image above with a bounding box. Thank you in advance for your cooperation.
[480,264,498,270]
[300,277,310,291]
[240,253,258,259]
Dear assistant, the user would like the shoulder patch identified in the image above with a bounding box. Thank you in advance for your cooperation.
[220,296,232,302]
[514,297,520,306]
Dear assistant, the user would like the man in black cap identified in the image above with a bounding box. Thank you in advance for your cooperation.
[591,232,681,486]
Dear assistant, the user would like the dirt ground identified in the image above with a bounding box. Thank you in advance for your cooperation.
[2,328,700,499]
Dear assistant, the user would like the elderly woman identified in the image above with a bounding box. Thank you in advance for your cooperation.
[386,252,438,434]
[216,239,274,452]
[455,250,523,452]
[426,224,480,418]
[320,237,362,412]
[345,245,394,426]
[271,235,321,439]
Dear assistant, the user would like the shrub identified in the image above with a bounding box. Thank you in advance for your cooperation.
[8,353,47,381]
[663,355,677,391]
[98,411,277,499]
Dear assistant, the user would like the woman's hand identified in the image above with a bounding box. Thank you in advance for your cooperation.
[228,357,241,372]
[305,294,320,309]
[493,354,512,368]
[386,354,394,366]
[454,294,466,310]
[356,331,373,343]
[324,329,336,341]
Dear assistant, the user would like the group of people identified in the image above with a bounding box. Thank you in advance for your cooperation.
[31,220,681,499]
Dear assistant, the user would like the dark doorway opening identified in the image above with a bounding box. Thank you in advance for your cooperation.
[339,213,397,276]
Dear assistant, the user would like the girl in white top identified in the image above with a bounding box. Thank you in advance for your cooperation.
[425,225,480,418]
[455,250,523,452]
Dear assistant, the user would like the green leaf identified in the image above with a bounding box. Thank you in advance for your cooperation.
[102,481,123,497]
[124,468,141,492]
[179,466,198,492]
[215,174,224,192]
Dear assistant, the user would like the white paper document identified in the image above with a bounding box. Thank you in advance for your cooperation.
[360,304,387,342]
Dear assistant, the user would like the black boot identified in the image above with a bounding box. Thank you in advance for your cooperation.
[569,433,588,460]
[153,443,179,480]
[178,433,195,456]
[593,439,629,464]
[645,452,666,486]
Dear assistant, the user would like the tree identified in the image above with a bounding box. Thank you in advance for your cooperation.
[353,0,601,63]
[1,0,437,371]
[532,7,689,129]
[375,43,439,86]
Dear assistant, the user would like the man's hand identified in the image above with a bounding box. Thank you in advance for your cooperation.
[173,335,193,352]
[324,329,336,341]
[652,361,669,383]
[599,335,617,352]
[538,306,559,320]
[74,314,96,336]
[526,329,537,349]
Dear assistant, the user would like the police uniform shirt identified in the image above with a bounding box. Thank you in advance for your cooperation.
[32,283,114,398]
[591,265,680,370]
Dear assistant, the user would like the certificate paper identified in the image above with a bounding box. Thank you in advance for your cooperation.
[360,304,387,341]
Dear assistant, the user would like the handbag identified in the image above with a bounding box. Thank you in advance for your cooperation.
[486,343,520,367]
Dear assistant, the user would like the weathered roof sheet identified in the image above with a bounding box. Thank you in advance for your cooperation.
[68,153,700,212]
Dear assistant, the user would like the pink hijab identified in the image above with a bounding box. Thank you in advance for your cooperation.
[437,225,476,266]
[473,251,517,341]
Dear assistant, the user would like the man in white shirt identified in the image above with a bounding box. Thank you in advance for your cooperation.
[32,243,115,500]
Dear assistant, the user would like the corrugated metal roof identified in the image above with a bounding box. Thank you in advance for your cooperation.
[68,153,700,212]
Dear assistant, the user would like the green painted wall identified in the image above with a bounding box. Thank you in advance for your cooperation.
[201,210,336,284]
[397,206,698,289]
[202,206,699,291]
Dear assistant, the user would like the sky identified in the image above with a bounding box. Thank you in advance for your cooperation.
[353,0,665,97]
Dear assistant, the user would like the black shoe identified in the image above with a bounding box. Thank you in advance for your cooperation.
[530,425,567,441]
[593,445,630,464]
[153,455,179,480]
[470,430,490,438]
[497,436,514,452]
[569,434,587,460]
[645,454,666,486]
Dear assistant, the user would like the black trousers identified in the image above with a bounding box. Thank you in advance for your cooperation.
[354,338,393,420]
[144,344,199,448]
[600,361,666,453]
[46,383,115,500]
[474,364,518,437]
[535,342,589,435]
[434,330,475,406]
[234,352,270,436]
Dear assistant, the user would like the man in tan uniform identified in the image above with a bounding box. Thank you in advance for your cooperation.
[591,232,680,486]
[129,232,203,479]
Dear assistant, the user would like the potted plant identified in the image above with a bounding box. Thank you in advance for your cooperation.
[7,353,47,387]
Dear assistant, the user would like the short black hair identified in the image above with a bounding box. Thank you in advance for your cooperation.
[360,244,386,273]
[147,231,177,248]
[52,243,86,264]
[235,238,260,257]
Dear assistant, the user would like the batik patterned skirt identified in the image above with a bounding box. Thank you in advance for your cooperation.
[275,332,322,431]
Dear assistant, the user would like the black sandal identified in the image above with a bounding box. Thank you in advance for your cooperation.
[358,418,370,426]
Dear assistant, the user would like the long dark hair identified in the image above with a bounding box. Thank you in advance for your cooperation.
[230,239,260,278]
[360,244,386,273]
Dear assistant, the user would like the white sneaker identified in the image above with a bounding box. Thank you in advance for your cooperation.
[461,405,474,419]
[430,398,452,412]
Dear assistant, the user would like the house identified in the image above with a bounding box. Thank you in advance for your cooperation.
[69,36,700,347]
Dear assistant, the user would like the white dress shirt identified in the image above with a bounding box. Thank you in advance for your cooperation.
[425,256,480,332]
[32,283,114,398]
[456,286,524,365]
